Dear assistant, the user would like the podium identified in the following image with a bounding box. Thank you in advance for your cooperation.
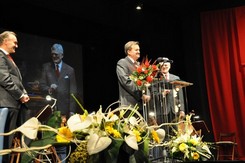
[170,80,193,88]
[148,79,193,123]
[147,79,194,162]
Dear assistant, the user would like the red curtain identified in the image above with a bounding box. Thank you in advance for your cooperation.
[201,6,245,160]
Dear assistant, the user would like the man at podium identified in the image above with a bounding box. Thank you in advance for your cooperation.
[149,57,185,131]
[148,57,186,162]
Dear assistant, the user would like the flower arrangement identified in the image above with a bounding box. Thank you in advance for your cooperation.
[1,95,165,163]
[65,96,166,163]
[167,115,214,162]
[0,95,214,162]
[130,56,159,90]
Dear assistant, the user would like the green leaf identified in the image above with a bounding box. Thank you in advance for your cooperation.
[46,111,61,129]
[134,139,150,163]
[104,139,124,163]
[21,137,57,162]
[86,139,124,163]
[87,153,101,163]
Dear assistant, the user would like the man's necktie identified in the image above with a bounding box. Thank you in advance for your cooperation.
[55,64,60,77]
[7,54,16,66]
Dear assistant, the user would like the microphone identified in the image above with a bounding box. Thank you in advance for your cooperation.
[156,57,173,63]
[46,95,57,109]
[155,71,163,78]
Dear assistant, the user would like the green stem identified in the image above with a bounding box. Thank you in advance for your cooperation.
[71,93,88,115]
[128,104,139,118]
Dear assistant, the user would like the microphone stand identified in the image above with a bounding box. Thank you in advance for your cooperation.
[150,80,157,121]
[34,95,57,122]
[45,95,57,112]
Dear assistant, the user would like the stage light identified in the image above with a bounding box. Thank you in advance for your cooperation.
[136,5,142,10]
[136,2,143,10]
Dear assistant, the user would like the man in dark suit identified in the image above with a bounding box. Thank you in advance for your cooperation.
[153,57,185,125]
[0,31,30,162]
[39,43,77,119]
[39,43,77,162]
[149,57,185,161]
[116,41,150,163]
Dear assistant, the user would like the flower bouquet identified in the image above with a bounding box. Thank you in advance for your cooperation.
[66,96,166,163]
[167,115,214,162]
[130,56,159,90]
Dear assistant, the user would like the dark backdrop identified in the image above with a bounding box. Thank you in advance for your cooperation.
[0,6,211,138]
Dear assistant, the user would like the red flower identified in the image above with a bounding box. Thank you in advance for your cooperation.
[152,65,158,71]
[144,70,149,74]
[142,56,150,68]
[146,76,153,83]
[136,80,143,86]
[144,61,150,68]
[151,71,157,77]
[130,56,160,90]
[137,66,142,73]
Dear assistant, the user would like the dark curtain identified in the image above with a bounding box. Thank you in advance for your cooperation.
[200,6,245,160]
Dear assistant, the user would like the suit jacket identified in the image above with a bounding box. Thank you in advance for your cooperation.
[39,62,77,117]
[116,56,142,107]
[165,74,185,114]
[0,50,27,108]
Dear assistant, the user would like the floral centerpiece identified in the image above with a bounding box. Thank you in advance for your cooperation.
[0,97,214,162]
[167,115,214,162]
[130,56,159,90]
[65,96,166,163]
[0,94,166,163]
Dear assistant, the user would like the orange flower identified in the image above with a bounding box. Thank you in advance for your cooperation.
[192,152,200,160]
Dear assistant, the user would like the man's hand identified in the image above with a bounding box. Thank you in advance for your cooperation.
[142,94,151,103]
[50,84,58,89]
[162,89,171,97]
[20,94,30,103]
[49,84,58,94]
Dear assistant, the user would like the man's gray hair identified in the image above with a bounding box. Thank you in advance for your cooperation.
[124,41,139,55]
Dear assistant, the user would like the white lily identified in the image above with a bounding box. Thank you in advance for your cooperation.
[156,128,165,143]
[129,116,138,126]
[18,117,39,139]
[0,117,39,140]
[125,135,138,150]
[67,114,93,132]
[91,107,105,124]
[87,133,112,155]
[202,143,212,154]
[104,113,119,122]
